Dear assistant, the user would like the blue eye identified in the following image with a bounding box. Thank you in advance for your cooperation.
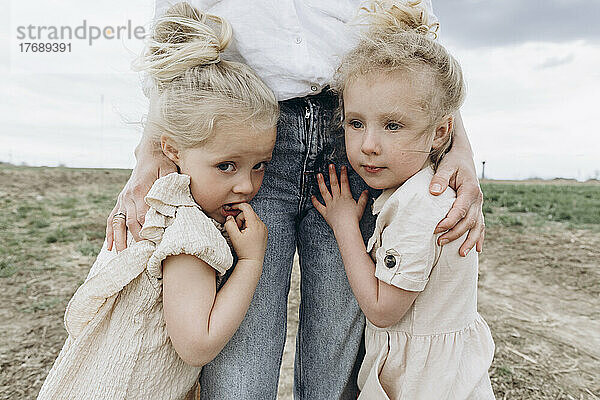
[386,122,403,131]
[347,120,363,129]
[217,163,235,172]
[253,161,268,171]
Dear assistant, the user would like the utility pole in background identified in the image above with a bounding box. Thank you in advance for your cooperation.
[482,161,486,180]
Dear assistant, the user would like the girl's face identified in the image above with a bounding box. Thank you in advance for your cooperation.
[164,125,276,224]
[343,70,447,190]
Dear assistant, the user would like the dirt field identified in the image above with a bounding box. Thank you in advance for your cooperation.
[0,164,598,399]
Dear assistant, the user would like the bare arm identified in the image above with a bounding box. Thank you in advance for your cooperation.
[312,165,417,328]
[331,212,418,327]
[162,203,266,366]
[106,130,177,252]
[162,256,261,366]
[429,111,485,256]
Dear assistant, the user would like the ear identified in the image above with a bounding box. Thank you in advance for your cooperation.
[432,115,454,150]
[160,135,180,164]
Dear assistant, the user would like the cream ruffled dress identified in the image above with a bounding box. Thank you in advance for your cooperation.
[357,167,495,400]
[37,173,233,400]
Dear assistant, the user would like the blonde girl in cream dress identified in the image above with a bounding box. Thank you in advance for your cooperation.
[37,3,279,399]
[312,1,495,399]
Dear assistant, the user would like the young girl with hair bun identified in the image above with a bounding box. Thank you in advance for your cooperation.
[313,1,495,398]
[38,3,278,399]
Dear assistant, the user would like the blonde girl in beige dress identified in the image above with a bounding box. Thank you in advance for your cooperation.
[312,1,495,399]
[37,3,279,399]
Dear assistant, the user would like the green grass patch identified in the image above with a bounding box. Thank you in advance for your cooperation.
[496,215,523,227]
[15,204,44,219]
[56,197,78,209]
[77,241,100,257]
[495,365,513,377]
[21,297,63,313]
[45,227,72,243]
[482,183,600,227]
[87,192,114,205]
[0,260,17,278]
[29,219,50,229]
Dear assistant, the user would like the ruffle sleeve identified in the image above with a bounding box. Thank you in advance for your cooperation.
[141,173,234,279]
[64,173,233,338]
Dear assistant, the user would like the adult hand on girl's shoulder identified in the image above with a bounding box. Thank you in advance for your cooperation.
[106,139,177,252]
[429,142,484,257]
[224,203,268,264]
[312,164,370,233]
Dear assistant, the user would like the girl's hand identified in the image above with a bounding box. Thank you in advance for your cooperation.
[223,203,268,263]
[312,164,369,233]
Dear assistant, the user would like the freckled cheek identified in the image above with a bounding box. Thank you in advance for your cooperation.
[391,152,428,173]
[345,137,362,168]
[396,152,419,163]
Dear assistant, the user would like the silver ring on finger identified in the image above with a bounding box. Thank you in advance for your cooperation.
[112,212,126,223]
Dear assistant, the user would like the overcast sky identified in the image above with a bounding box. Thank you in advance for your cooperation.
[1,0,599,180]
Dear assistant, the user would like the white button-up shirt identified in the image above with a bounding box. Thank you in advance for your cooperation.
[154,0,437,101]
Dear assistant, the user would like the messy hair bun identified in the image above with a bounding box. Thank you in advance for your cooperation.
[132,3,278,151]
[360,0,439,39]
[135,2,232,87]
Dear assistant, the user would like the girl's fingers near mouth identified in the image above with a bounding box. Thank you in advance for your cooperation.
[229,203,253,229]
[234,212,245,229]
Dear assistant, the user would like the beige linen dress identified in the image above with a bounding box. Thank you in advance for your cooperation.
[357,167,495,400]
[37,173,233,400]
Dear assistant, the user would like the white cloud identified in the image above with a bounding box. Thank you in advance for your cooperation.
[536,54,575,70]
[447,40,600,179]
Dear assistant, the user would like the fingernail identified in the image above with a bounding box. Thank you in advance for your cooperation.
[439,239,448,246]
[431,183,442,193]
[463,248,470,256]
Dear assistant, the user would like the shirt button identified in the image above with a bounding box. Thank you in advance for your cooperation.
[311,85,318,92]
[295,36,302,44]
[384,254,397,268]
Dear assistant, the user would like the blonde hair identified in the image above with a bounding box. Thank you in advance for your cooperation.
[334,0,466,169]
[134,2,279,150]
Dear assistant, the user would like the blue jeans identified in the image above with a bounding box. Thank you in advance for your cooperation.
[200,90,378,399]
